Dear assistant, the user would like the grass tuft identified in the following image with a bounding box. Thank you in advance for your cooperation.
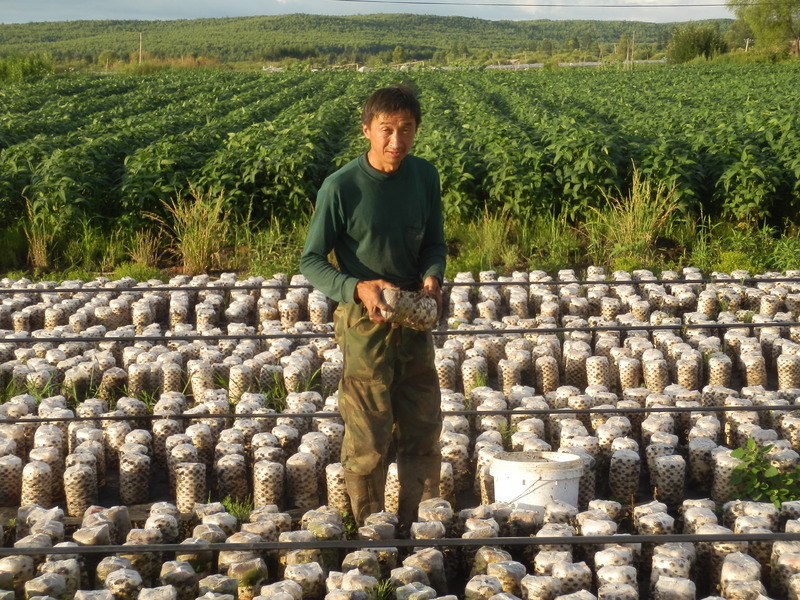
[126,227,164,268]
[240,214,308,277]
[148,183,232,275]
[370,579,396,600]
[582,166,680,272]
[24,196,56,270]
[445,209,522,277]
[222,494,253,525]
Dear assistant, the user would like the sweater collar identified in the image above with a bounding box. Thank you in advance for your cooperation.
[358,152,408,180]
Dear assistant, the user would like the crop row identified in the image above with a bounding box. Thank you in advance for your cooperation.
[1,65,800,231]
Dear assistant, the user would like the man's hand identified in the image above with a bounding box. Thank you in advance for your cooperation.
[355,279,399,324]
[422,276,443,322]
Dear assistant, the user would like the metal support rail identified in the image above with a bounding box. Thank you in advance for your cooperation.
[2,532,800,557]
[3,276,800,296]
[1,404,797,425]
[3,319,800,344]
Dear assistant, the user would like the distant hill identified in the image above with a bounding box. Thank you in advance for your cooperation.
[0,13,733,63]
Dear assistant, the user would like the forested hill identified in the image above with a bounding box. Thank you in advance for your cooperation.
[0,13,732,63]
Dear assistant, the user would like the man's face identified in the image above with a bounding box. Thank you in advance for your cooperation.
[362,111,418,174]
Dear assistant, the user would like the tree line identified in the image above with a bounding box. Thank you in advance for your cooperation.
[0,13,728,68]
[0,5,797,72]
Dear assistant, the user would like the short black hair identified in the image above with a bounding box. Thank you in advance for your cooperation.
[361,84,421,127]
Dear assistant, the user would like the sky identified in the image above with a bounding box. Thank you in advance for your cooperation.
[1,0,734,25]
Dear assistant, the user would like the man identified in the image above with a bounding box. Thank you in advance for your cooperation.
[299,84,446,528]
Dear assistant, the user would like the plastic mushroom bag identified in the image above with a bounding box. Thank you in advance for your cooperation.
[380,289,438,331]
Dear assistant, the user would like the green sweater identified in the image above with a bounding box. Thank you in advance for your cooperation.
[300,152,446,304]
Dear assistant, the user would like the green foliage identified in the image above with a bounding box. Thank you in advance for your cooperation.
[2,65,800,278]
[0,52,54,83]
[0,15,719,66]
[136,390,159,414]
[112,261,164,283]
[0,224,27,272]
[0,374,61,405]
[730,438,800,507]
[23,196,57,270]
[719,144,784,221]
[147,184,233,275]
[221,494,253,525]
[64,217,126,273]
[715,250,757,274]
[727,0,800,57]
[520,211,583,273]
[770,227,800,270]
[498,422,517,451]
[724,18,754,51]
[677,218,800,274]
[667,23,728,63]
[370,579,396,600]
[582,167,681,271]
[258,368,288,412]
[445,210,527,277]
[341,511,358,539]
[2,517,16,547]
[238,216,308,278]
[57,267,99,283]
[126,227,164,269]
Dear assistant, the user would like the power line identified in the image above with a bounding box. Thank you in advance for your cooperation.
[329,0,731,8]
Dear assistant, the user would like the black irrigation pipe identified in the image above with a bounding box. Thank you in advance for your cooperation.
[3,532,800,557]
[3,319,800,345]
[3,404,798,425]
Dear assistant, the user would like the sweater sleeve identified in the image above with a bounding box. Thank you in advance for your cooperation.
[299,182,360,305]
[419,167,447,284]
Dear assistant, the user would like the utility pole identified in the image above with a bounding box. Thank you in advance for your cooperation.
[629,30,635,71]
[139,32,143,65]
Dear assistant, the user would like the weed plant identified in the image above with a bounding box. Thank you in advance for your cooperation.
[445,209,543,277]
[371,580,396,600]
[126,227,164,268]
[24,196,56,270]
[112,262,164,283]
[522,211,583,273]
[221,494,253,524]
[6,171,800,281]
[0,225,27,272]
[147,183,233,275]
[64,217,126,273]
[582,166,681,272]
[241,214,308,277]
[730,439,800,507]
[341,511,358,539]
[499,422,517,451]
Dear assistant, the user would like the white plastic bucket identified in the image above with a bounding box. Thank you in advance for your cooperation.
[489,451,583,509]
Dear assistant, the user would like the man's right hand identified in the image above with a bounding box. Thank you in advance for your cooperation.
[355,279,399,324]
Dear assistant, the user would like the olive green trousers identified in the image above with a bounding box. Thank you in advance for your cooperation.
[334,302,442,526]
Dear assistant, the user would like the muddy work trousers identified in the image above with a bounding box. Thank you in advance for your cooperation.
[335,302,442,527]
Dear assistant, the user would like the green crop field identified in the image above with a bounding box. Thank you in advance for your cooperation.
[1,63,799,274]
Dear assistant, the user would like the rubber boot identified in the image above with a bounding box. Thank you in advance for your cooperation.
[344,469,385,526]
[397,455,441,530]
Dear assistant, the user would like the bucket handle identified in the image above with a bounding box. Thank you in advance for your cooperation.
[503,479,551,505]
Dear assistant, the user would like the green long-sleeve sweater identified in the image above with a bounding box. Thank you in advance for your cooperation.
[299,152,446,305]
